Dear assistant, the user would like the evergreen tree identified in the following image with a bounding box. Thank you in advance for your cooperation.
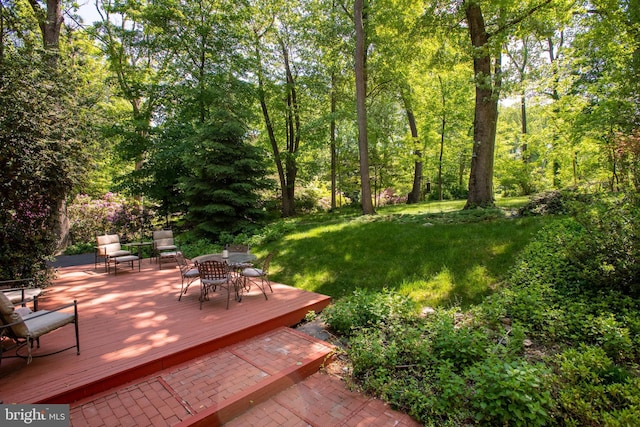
[181,111,273,239]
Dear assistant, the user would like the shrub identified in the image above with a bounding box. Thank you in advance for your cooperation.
[569,196,640,297]
[67,193,154,246]
[507,218,586,293]
[323,288,418,336]
[551,345,640,425]
[428,313,491,372]
[466,357,554,426]
[246,220,296,246]
[517,189,593,216]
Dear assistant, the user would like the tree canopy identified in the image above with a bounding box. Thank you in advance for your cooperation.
[0,0,638,267]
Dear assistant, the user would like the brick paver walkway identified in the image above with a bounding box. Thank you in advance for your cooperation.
[225,372,420,427]
[69,327,421,427]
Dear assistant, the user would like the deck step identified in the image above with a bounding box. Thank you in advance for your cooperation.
[69,327,335,427]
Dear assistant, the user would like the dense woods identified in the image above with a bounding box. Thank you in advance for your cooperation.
[1,0,638,273]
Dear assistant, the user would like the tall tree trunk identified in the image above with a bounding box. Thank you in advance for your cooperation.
[464,1,499,209]
[28,0,62,51]
[281,38,299,217]
[29,0,68,249]
[438,75,446,202]
[0,1,5,66]
[254,38,290,217]
[403,91,422,204]
[354,0,375,215]
[330,72,337,210]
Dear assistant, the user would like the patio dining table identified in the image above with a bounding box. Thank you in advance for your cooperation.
[192,252,257,268]
[192,252,258,302]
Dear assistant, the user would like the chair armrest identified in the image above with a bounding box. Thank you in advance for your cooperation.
[2,293,39,311]
[22,300,78,320]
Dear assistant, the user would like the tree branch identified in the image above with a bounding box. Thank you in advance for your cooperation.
[488,0,553,38]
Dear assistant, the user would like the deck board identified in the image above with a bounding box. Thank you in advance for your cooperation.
[0,260,331,404]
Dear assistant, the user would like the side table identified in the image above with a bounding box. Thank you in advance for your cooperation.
[123,241,153,263]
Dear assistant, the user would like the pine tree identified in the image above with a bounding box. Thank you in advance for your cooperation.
[182,111,272,239]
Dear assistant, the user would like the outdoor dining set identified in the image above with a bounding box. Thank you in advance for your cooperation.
[93,230,274,310]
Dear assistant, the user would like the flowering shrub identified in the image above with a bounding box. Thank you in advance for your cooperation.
[0,195,58,280]
[68,193,155,244]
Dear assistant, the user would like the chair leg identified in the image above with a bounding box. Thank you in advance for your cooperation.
[74,304,80,355]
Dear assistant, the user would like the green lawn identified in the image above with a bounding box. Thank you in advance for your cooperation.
[258,197,545,308]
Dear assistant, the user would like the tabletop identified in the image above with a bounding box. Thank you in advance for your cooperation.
[192,252,257,266]
[123,241,153,247]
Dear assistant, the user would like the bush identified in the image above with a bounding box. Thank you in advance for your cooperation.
[569,195,640,297]
[428,314,491,372]
[67,193,154,246]
[551,345,640,425]
[323,288,418,336]
[466,357,554,426]
[517,189,593,216]
[246,220,296,246]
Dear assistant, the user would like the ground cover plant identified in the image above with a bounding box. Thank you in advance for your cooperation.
[321,192,640,425]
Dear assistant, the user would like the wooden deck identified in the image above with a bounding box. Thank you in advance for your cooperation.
[0,259,331,404]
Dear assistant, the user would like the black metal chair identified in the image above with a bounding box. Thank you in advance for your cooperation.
[196,260,236,310]
[176,253,200,301]
[0,291,79,365]
[240,252,275,300]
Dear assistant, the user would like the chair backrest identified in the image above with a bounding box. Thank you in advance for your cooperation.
[97,234,120,246]
[176,252,191,274]
[262,252,275,274]
[102,242,123,255]
[197,260,228,281]
[227,244,249,253]
[96,234,121,256]
[153,230,174,247]
[0,278,36,290]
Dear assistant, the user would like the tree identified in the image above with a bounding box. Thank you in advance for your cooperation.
[463,0,553,208]
[181,111,272,238]
[354,0,375,214]
[93,0,171,178]
[0,51,86,278]
[27,0,62,53]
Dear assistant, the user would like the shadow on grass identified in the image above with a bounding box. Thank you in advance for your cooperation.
[268,214,546,308]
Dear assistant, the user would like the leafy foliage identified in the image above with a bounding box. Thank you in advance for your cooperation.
[323,288,418,336]
[67,193,155,245]
[323,194,640,425]
[0,52,86,279]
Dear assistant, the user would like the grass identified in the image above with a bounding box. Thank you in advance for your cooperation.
[255,197,546,308]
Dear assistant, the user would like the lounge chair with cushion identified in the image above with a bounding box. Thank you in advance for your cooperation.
[153,230,179,269]
[96,234,132,270]
[0,278,42,305]
[0,291,79,364]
